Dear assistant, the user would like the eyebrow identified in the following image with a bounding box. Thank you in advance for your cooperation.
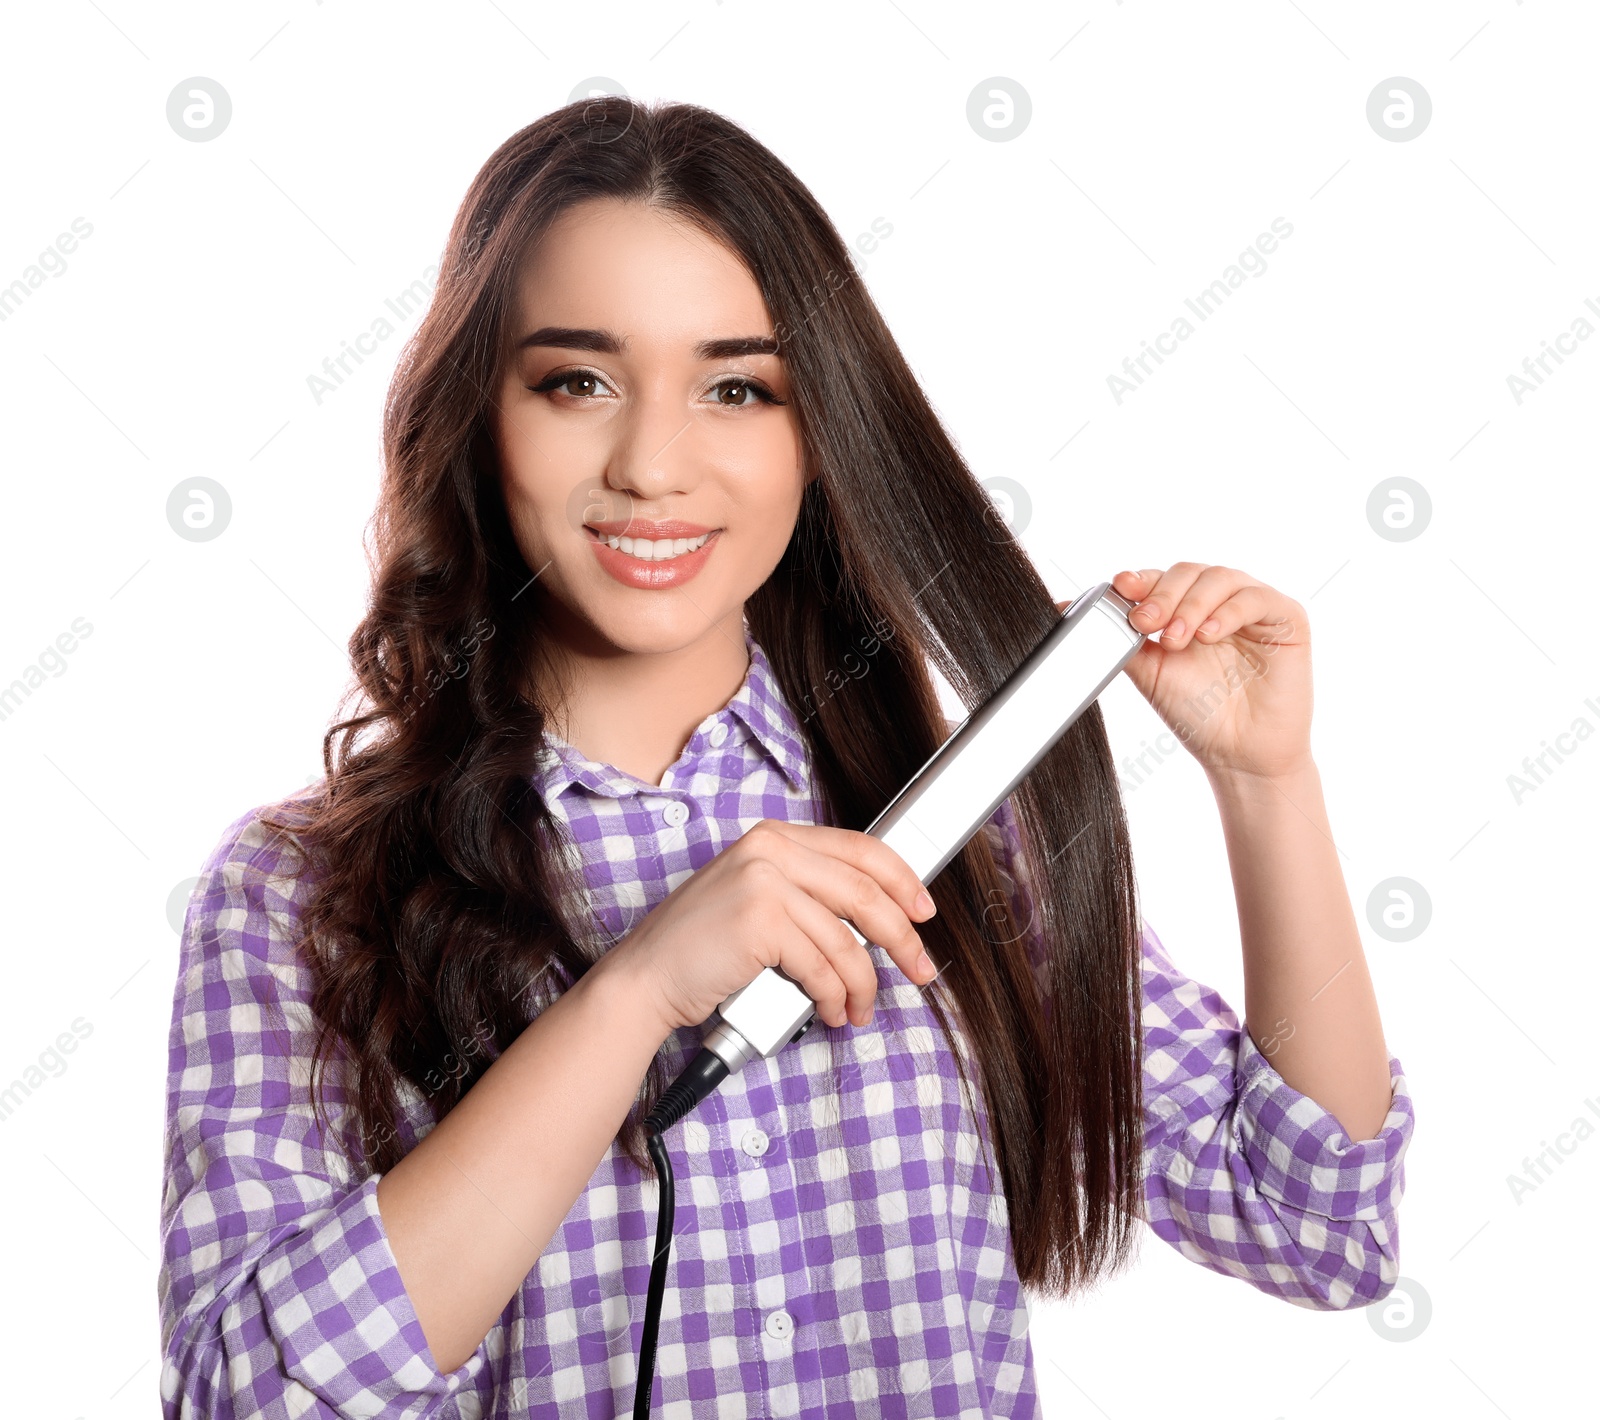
[513,326,781,361]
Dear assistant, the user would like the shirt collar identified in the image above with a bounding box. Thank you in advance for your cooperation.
[531,620,811,802]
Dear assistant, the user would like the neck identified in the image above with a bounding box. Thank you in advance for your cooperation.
[536,607,752,787]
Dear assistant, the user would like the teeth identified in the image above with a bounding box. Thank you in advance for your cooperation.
[593,529,713,561]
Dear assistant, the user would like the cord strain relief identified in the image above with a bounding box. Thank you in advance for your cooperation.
[644,1046,731,1136]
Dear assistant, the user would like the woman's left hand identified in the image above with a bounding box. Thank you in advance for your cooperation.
[1055,563,1313,782]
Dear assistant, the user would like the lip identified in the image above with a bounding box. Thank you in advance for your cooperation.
[584,517,716,538]
[586,524,722,590]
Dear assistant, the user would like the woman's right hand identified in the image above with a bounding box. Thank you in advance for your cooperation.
[608,819,940,1037]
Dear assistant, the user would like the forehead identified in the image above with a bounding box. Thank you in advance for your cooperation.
[509,198,774,347]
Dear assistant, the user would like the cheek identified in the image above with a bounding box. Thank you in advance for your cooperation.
[494,458,566,566]
[493,421,575,554]
[748,424,806,522]
[738,466,806,563]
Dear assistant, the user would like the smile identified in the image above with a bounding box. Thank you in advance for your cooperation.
[583,524,723,590]
[584,526,716,562]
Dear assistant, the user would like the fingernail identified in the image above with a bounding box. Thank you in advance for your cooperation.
[1166,617,1185,641]
[916,950,934,980]
[915,888,936,917]
[1117,570,1139,584]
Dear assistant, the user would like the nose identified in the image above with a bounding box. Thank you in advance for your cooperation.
[600,385,701,508]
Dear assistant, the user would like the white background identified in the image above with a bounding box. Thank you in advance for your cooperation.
[2,2,1594,1416]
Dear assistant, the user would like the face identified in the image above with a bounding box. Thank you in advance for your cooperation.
[489,197,811,668]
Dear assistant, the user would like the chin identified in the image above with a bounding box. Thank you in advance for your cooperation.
[592,591,752,652]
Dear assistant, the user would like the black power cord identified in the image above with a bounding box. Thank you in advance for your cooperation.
[632,1046,733,1418]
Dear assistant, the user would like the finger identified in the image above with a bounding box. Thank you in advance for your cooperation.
[732,818,934,997]
[1112,568,1168,600]
[781,886,886,1026]
[843,910,936,994]
[1194,586,1306,648]
[799,838,931,994]
[751,820,935,928]
[1162,566,1257,649]
[1187,582,1274,643]
[771,896,857,1028]
[1119,563,1206,638]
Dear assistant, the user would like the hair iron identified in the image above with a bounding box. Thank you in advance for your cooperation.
[631,581,1147,1416]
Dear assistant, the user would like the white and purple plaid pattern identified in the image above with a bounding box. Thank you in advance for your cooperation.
[159,623,1413,1418]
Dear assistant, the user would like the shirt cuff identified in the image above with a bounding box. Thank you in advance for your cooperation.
[1232,1026,1414,1223]
[254,1172,485,1417]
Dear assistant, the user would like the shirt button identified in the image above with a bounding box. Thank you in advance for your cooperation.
[662,801,689,829]
[741,1127,770,1158]
[709,721,729,748]
[764,1309,793,1340]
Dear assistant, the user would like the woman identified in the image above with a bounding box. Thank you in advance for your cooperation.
[157,97,1413,1418]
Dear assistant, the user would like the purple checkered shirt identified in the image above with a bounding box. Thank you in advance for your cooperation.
[159,622,1414,1418]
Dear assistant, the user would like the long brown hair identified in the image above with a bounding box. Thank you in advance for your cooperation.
[262,95,1144,1298]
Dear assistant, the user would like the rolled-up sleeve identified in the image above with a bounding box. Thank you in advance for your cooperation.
[158,804,490,1419]
[1137,919,1413,1310]
[979,792,1414,1311]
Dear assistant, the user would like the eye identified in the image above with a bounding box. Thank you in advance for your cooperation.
[705,376,785,409]
[529,367,614,401]
[527,367,787,407]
